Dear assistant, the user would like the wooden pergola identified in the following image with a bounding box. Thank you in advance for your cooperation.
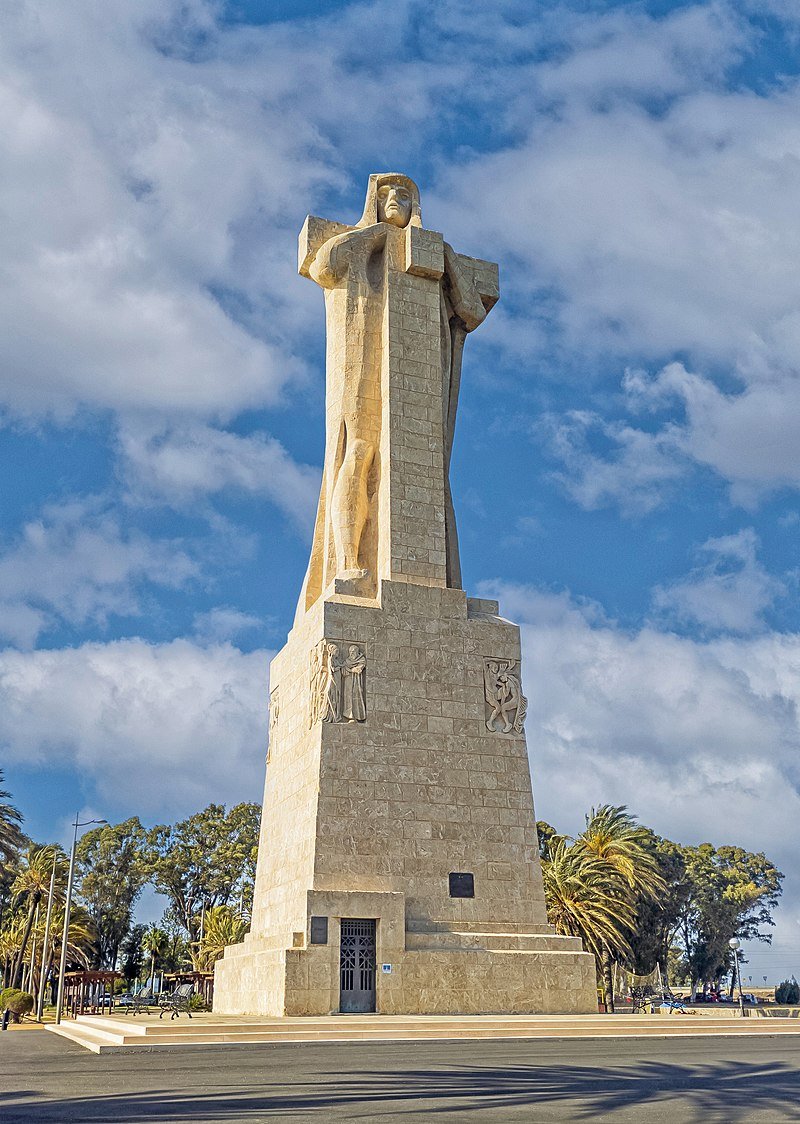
[61,969,123,1018]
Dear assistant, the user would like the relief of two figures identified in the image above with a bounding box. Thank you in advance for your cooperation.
[310,640,367,725]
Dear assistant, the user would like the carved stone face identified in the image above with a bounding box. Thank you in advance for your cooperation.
[348,645,360,659]
[377,182,413,228]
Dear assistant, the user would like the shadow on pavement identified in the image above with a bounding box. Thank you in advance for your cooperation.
[2,1055,800,1122]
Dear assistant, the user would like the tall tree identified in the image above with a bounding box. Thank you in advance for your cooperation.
[579,805,666,1011]
[148,802,260,964]
[674,843,783,996]
[141,924,167,986]
[76,818,151,969]
[626,834,691,981]
[0,770,25,932]
[0,769,24,866]
[540,834,636,968]
[120,924,146,983]
[9,844,67,988]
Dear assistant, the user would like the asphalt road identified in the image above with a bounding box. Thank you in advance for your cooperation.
[1,1029,799,1122]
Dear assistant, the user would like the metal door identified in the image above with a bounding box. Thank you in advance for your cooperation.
[339,918,376,1013]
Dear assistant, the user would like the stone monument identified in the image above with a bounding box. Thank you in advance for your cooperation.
[213,174,596,1016]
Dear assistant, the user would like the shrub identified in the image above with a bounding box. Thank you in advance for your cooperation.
[1,988,35,1023]
[775,980,800,1005]
[187,992,209,1012]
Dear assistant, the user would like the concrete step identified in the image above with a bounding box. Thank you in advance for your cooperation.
[405,919,552,935]
[405,931,583,952]
[46,1021,128,1053]
[46,1013,800,1053]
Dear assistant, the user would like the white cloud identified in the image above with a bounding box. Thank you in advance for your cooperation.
[653,528,784,634]
[0,638,269,814]
[541,407,686,515]
[192,606,264,645]
[483,581,800,976]
[0,497,198,647]
[427,5,800,508]
[118,421,319,534]
[625,362,800,506]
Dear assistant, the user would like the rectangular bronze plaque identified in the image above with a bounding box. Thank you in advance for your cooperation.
[310,916,328,944]
[448,872,475,898]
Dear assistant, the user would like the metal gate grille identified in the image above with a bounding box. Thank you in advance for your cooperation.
[340,918,376,1012]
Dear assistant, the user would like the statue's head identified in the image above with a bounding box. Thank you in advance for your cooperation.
[348,644,360,659]
[377,180,413,228]
[358,173,422,229]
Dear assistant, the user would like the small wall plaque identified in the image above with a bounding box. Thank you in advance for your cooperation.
[310,916,328,945]
[381,964,392,974]
[449,872,475,898]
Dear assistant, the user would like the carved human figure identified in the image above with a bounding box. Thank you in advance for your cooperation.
[485,659,527,734]
[322,642,343,723]
[267,688,279,762]
[296,173,496,617]
[341,644,367,722]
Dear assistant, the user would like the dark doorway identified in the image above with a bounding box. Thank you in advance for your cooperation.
[339,918,376,1013]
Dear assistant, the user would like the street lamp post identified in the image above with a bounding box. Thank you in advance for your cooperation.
[729,937,745,1017]
[35,855,58,1022]
[54,814,107,1025]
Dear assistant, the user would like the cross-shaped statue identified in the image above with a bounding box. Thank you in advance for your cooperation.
[295,173,499,622]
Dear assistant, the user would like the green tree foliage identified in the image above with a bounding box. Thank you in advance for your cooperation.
[196,905,249,972]
[157,909,192,974]
[9,845,67,988]
[148,803,260,963]
[540,808,783,1001]
[0,770,24,867]
[577,806,665,1010]
[120,924,146,982]
[626,834,691,977]
[141,924,167,984]
[0,771,25,929]
[0,986,34,1022]
[540,834,636,963]
[673,843,783,994]
[76,818,151,969]
[775,980,799,1004]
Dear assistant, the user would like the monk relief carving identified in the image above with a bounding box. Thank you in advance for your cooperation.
[310,640,367,726]
[484,659,527,734]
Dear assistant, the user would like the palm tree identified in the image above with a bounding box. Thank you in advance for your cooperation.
[197,906,248,972]
[0,770,24,864]
[579,805,666,1010]
[9,845,67,988]
[541,835,636,965]
[141,925,167,989]
[44,902,95,1002]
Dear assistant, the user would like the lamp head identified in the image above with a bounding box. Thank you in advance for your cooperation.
[729,937,740,950]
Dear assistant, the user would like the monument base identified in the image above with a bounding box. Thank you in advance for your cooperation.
[214,889,597,1016]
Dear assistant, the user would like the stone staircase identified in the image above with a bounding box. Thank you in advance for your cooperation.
[46,1011,800,1054]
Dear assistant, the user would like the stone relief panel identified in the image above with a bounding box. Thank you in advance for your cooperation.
[310,640,367,726]
[267,687,279,762]
[483,659,527,734]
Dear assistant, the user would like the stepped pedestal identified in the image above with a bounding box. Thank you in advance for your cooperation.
[214,581,596,1016]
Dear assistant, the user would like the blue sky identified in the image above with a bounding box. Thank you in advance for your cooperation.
[2,0,799,983]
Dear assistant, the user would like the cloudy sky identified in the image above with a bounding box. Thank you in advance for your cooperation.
[2,0,799,982]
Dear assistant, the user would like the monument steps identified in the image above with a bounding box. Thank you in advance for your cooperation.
[46,1013,800,1054]
[405,931,583,952]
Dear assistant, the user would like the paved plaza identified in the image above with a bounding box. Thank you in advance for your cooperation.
[2,1026,800,1122]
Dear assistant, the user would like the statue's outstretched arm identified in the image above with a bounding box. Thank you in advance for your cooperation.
[309,224,388,288]
[443,242,486,331]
